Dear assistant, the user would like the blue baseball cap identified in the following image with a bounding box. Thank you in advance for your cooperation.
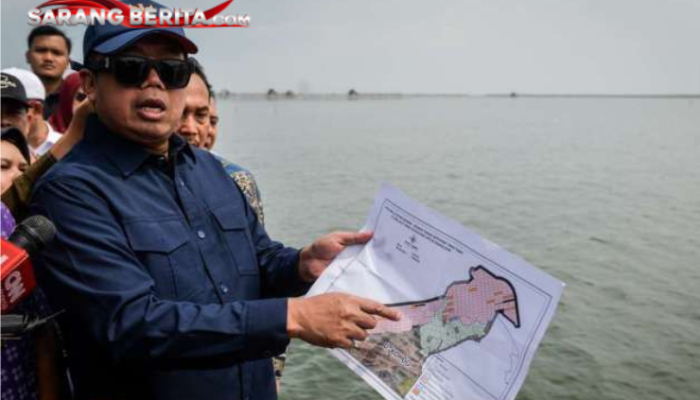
[83,0,198,62]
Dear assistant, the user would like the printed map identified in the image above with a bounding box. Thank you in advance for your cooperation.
[307,184,564,400]
[348,266,520,396]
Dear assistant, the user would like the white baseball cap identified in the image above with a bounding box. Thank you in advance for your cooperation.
[1,67,45,101]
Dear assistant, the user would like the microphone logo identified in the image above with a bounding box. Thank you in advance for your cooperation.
[3,270,27,307]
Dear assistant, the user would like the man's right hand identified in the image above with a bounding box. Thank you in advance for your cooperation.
[287,293,401,349]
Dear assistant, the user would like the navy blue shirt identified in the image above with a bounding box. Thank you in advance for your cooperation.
[30,115,311,400]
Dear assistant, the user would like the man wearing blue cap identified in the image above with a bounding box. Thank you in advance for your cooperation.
[30,2,400,400]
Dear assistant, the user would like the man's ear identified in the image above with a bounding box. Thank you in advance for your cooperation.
[25,50,31,65]
[80,69,97,102]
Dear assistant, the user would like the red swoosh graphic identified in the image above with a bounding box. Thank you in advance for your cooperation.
[202,0,233,20]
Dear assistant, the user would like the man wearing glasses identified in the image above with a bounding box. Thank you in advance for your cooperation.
[30,2,399,400]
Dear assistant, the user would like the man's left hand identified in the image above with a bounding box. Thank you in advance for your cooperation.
[298,231,373,282]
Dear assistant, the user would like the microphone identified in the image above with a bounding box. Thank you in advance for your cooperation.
[1,215,56,313]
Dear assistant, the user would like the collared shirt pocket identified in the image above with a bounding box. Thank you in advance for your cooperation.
[210,204,259,276]
[124,219,204,300]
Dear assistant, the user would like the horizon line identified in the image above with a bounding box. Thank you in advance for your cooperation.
[214,91,700,99]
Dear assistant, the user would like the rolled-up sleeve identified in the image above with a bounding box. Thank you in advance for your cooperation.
[31,177,290,363]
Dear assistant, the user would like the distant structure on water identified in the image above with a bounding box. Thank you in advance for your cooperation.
[266,89,278,100]
[285,90,295,99]
[348,88,359,100]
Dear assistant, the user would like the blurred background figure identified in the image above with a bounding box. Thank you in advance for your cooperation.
[48,73,85,133]
[177,59,266,224]
[25,26,72,119]
[2,68,62,156]
[204,95,219,150]
[178,59,209,147]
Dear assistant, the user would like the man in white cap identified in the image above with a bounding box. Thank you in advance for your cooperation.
[1,68,62,156]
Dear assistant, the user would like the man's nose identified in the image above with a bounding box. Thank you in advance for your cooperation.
[179,116,196,134]
[178,116,199,144]
[141,67,166,90]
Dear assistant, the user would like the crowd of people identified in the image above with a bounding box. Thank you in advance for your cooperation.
[1,1,401,400]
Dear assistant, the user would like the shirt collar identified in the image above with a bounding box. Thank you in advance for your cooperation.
[31,122,63,157]
[84,114,196,177]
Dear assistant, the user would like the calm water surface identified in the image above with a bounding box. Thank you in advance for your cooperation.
[214,97,699,400]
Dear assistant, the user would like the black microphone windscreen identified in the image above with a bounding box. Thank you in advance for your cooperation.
[8,215,56,256]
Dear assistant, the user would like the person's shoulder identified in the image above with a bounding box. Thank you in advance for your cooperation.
[36,141,110,190]
[192,148,248,173]
[192,146,222,167]
[210,152,252,175]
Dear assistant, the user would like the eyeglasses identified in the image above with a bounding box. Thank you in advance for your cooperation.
[86,56,194,89]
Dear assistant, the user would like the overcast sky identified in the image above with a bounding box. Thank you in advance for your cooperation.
[2,0,699,94]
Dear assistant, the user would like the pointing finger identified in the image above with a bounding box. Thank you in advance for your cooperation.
[359,299,401,321]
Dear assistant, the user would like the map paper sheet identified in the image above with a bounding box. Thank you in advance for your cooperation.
[307,184,565,400]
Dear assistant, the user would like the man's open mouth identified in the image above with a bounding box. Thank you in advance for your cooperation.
[136,98,167,120]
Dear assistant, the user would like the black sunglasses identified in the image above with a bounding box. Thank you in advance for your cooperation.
[86,56,194,89]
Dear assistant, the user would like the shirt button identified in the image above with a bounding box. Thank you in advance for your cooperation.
[220,284,229,294]
[178,179,185,187]
[197,230,206,239]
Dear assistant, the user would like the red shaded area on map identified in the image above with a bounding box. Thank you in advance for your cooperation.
[373,266,520,335]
